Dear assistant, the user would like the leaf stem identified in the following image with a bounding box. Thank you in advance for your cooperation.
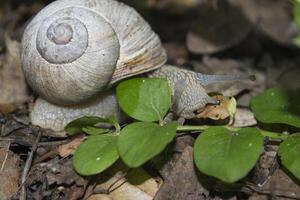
[114,122,121,133]
[176,125,289,140]
[151,103,164,126]
[176,125,210,131]
[258,129,289,140]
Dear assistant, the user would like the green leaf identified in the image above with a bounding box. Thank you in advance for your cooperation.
[279,134,300,179]
[292,0,300,47]
[73,135,119,175]
[116,78,172,122]
[65,116,119,135]
[251,88,300,128]
[82,127,110,135]
[293,36,300,47]
[194,127,264,183]
[293,0,300,29]
[118,121,177,167]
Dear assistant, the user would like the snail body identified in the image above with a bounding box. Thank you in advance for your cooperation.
[31,91,122,135]
[22,0,253,134]
[30,64,251,133]
[149,65,252,119]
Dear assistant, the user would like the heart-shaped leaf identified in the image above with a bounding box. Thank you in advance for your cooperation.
[279,134,300,179]
[116,78,172,122]
[73,135,119,175]
[251,88,300,128]
[82,127,110,135]
[65,116,119,135]
[118,121,177,167]
[194,127,263,183]
[293,0,300,28]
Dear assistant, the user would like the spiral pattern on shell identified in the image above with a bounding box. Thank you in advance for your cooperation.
[37,17,89,64]
[21,0,166,105]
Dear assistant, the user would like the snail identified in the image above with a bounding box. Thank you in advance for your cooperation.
[21,0,253,134]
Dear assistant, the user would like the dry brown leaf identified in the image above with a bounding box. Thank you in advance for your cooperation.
[232,108,257,127]
[163,42,188,66]
[197,94,236,120]
[94,163,160,200]
[58,135,86,157]
[267,60,300,90]
[154,146,209,200]
[257,169,300,199]
[230,0,295,45]
[186,1,251,54]
[126,168,160,197]
[0,148,20,200]
[96,171,154,200]
[0,32,28,113]
[88,194,113,200]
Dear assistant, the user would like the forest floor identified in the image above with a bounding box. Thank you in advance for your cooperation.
[1,0,300,199]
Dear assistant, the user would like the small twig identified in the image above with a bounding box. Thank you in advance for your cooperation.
[246,184,300,200]
[38,139,69,147]
[107,170,130,193]
[19,130,42,200]
[82,179,97,200]
[0,137,14,142]
[0,142,11,172]
[33,148,59,165]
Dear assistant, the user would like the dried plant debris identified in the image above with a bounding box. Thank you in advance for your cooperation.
[93,162,160,200]
[197,94,236,121]
[58,135,86,158]
[0,33,28,114]
[88,194,114,200]
[148,135,195,179]
[154,146,209,200]
[0,113,36,146]
[187,1,251,54]
[266,59,300,90]
[163,42,188,66]
[2,0,300,199]
[0,148,21,200]
[249,144,279,187]
[27,159,86,200]
[253,169,300,199]
[232,108,257,128]
[230,0,297,45]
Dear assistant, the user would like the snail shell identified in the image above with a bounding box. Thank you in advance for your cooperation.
[21,0,166,105]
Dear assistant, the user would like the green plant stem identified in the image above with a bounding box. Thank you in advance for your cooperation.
[176,125,210,132]
[114,122,121,133]
[176,125,288,140]
[258,129,288,140]
[151,103,164,126]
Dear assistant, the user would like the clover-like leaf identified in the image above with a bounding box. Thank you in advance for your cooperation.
[82,127,110,135]
[293,0,300,46]
[293,0,300,29]
[73,135,119,175]
[118,121,177,167]
[251,88,300,128]
[194,127,263,183]
[116,78,172,122]
[279,134,300,179]
[65,116,119,135]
